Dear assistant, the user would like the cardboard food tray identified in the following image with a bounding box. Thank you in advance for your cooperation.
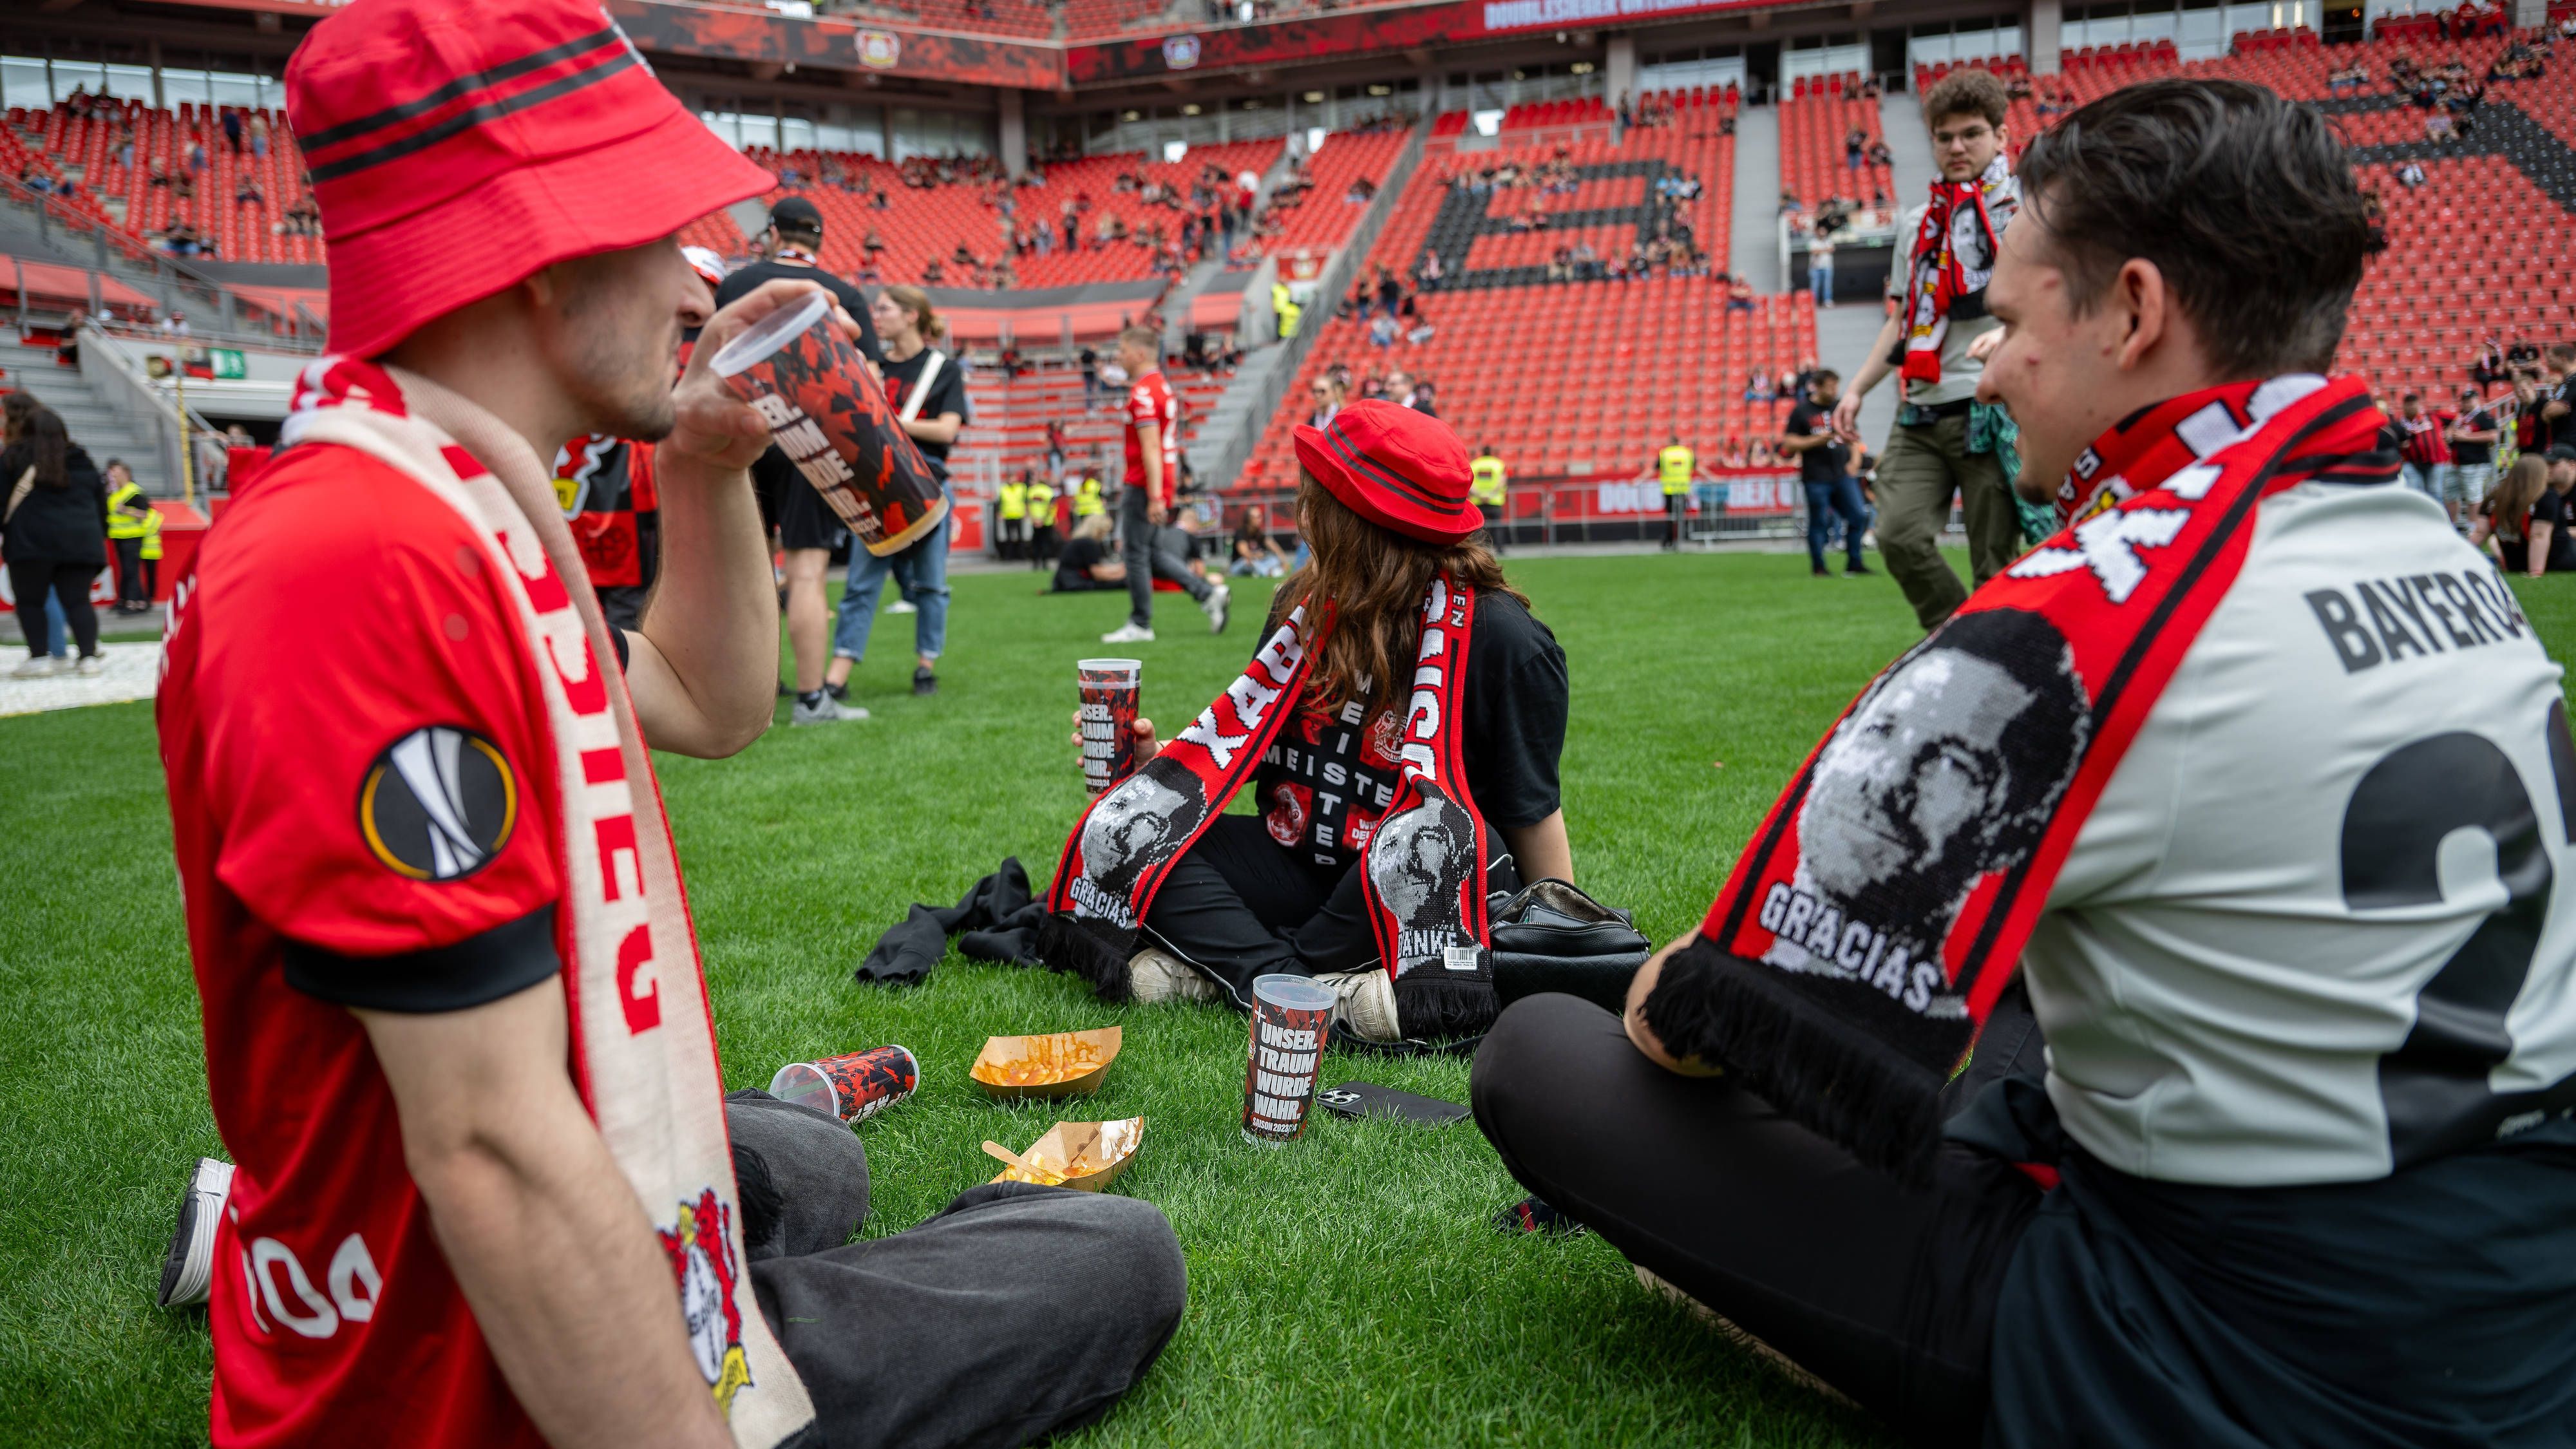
[989,1117,1146,1191]
[969,1026,1122,1100]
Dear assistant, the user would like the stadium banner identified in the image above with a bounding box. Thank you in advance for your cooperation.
[1066,0,1786,84]
[609,0,1059,92]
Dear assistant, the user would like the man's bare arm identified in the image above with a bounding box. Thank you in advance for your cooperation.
[1831,310,1906,438]
[627,280,848,758]
[1139,429,1168,526]
[355,978,733,1449]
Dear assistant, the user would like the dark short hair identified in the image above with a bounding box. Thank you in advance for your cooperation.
[2402,392,2421,404]
[1808,368,1842,388]
[1922,69,2010,129]
[2551,343,2576,367]
[2016,80,2372,380]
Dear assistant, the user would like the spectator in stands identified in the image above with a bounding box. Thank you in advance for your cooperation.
[235,175,265,209]
[2394,392,2450,506]
[1845,128,1868,172]
[1388,370,1435,418]
[714,195,885,726]
[1743,371,1775,404]
[1230,504,1287,576]
[3,398,109,679]
[1307,375,1345,429]
[2448,386,2501,526]
[222,108,245,155]
[187,139,207,175]
[1050,511,1125,592]
[1727,274,1756,313]
[1809,238,1835,308]
[1832,68,2022,631]
[249,113,269,161]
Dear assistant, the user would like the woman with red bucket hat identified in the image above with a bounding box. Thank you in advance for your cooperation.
[1039,399,1576,1045]
[148,4,1184,1448]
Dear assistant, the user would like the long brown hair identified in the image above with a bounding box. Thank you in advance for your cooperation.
[1276,471,1528,721]
[2492,455,2549,538]
[3,402,69,489]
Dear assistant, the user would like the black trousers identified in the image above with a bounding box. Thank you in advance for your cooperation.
[114,537,146,605]
[996,515,1027,560]
[1470,994,2046,1447]
[1120,490,1208,629]
[1028,524,1058,569]
[726,1092,1186,1449]
[9,559,101,658]
[1479,502,1506,553]
[1141,815,1520,1008]
[1663,491,1687,549]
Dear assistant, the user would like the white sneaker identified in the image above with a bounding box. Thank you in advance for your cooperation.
[1101,621,1156,643]
[790,695,870,726]
[11,654,64,678]
[1314,968,1401,1043]
[1127,947,1224,1005]
[887,598,918,614]
[1201,582,1231,633]
[158,1157,234,1309]
[76,653,106,676]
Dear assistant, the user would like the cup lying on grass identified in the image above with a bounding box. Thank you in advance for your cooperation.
[769,1044,919,1123]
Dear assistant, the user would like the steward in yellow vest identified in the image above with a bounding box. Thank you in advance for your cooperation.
[106,470,156,612]
[1658,437,1694,553]
[996,477,1029,561]
[1072,475,1106,517]
[1272,281,1301,340]
[1469,453,1507,506]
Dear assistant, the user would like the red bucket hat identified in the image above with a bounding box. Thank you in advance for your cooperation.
[1292,399,1481,544]
[288,0,775,359]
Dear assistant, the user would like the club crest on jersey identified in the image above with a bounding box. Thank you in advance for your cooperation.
[357,726,516,881]
[659,1188,754,1414]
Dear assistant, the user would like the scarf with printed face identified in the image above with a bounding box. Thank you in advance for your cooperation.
[1041,577,1491,995]
[279,359,814,1448]
[1671,374,2388,1180]
[1900,153,2018,386]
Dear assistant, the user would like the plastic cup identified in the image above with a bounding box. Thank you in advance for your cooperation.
[710,290,949,557]
[1242,974,1336,1145]
[1077,658,1144,795]
[769,1044,920,1124]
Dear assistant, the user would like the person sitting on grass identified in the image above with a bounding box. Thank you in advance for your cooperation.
[147,6,1186,1449]
[1041,401,1571,1045]
[1230,502,1288,576]
[1472,80,2576,1449]
[1048,511,1127,592]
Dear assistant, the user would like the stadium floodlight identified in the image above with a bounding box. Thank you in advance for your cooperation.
[1473,109,1503,137]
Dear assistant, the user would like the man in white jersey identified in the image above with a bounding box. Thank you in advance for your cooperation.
[1473,80,2576,1448]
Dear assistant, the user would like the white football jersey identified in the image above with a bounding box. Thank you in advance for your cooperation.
[2031,479,2576,1185]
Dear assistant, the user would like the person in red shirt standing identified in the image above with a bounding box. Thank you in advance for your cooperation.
[1102,324,1228,643]
[2392,390,2452,513]
[150,5,1183,1449]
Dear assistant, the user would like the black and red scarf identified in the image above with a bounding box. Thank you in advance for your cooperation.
[1040,577,1492,998]
[1900,153,2018,385]
[1662,374,2389,1179]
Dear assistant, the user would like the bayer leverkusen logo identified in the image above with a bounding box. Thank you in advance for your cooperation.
[857,30,900,69]
[357,726,516,882]
[1162,33,1200,70]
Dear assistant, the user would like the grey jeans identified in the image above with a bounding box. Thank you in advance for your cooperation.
[1122,488,1211,628]
[724,1092,1188,1449]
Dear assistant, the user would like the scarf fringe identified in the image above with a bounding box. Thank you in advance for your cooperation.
[1035,909,1137,1003]
[1659,951,1947,1185]
[1392,972,1500,1041]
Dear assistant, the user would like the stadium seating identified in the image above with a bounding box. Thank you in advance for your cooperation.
[1778,73,1890,208]
[1250,128,1409,259]
[960,362,1231,484]
[674,138,1283,289]
[7,100,321,265]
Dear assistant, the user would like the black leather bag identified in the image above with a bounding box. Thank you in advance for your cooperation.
[1484,878,1654,1017]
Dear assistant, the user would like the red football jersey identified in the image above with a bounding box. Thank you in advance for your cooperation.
[159,441,569,1449]
[1124,368,1180,506]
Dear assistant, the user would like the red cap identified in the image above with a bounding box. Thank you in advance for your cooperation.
[1292,399,1481,544]
[288,0,774,359]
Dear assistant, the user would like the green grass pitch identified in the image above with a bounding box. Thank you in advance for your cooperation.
[5,551,2570,1448]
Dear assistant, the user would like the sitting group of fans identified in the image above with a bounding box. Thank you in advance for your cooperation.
[129,5,2576,1447]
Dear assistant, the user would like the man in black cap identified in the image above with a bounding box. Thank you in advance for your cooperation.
[717,198,889,725]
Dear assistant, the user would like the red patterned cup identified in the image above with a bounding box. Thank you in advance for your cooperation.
[1077,658,1143,795]
[711,290,948,557]
[769,1044,920,1123]
[1242,975,1334,1144]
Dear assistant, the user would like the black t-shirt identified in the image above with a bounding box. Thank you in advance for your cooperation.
[2452,408,2497,466]
[1056,536,1109,578]
[881,347,971,468]
[1253,591,1567,871]
[1784,399,1848,485]
[713,260,884,365]
[2533,489,2576,573]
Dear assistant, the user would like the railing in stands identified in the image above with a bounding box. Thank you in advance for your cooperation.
[1195,117,1426,491]
[0,174,324,352]
[77,319,229,503]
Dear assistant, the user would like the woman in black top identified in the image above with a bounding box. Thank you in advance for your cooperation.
[1073,401,1572,1041]
[3,397,109,677]
[2472,454,2574,574]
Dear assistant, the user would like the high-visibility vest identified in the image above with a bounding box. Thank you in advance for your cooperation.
[1658,444,1695,495]
[1469,455,1507,506]
[1072,476,1105,516]
[140,507,164,560]
[1026,480,1056,527]
[999,480,1028,520]
[106,481,153,539]
[1273,281,1301,339]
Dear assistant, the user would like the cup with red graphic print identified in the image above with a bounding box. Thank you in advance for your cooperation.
[1077,658,1144,795]
[769,1045,920,1124]
[1242,974,1336,1145]
[710,289,948,557]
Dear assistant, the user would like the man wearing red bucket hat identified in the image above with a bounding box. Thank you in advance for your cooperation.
[151,5,1184,1449]
[1041,399,1575,1044]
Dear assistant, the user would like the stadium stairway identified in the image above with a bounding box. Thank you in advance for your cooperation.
[3,345,172,496]
[1728,102,1781,292]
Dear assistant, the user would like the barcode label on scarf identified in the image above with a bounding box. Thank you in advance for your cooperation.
[1444,946,1481,972]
